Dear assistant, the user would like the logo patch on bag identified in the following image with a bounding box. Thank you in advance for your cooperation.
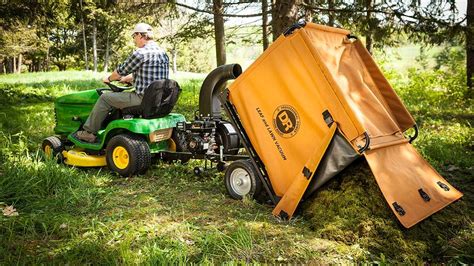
[273,105,300,138]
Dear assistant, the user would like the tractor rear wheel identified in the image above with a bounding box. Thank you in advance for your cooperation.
[106,134,151,177]
[224,160,262,200]
[42,136,64,163]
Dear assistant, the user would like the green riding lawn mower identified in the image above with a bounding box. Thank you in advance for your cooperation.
[42,64,248,183]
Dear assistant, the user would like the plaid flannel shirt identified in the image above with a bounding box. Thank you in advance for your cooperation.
[116,42,169,95]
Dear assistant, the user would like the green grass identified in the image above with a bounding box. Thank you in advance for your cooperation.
[0,55,473,264]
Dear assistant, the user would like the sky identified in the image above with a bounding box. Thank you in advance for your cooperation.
[454,0,467,16]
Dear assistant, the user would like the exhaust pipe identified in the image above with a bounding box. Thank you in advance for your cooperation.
[199,64,242,118]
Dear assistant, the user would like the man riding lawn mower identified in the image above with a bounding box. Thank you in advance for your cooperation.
[42,23,244,177]
[76,22,169,143]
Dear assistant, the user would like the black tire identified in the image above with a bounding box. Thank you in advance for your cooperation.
[42,136,64,163]
[216,161,227,172]
[169,129,190,164]
[224,160,262,200]
[106,134,151,177]
[193,166,204,176]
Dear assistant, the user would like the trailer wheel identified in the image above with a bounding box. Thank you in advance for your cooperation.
[42,136,64,163]
[225,160,262,200]
[106,134,151,177]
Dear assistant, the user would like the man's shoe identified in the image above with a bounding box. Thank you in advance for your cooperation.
[76,130,97,143]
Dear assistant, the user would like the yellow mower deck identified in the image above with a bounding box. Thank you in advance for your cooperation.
[62,149,106,167]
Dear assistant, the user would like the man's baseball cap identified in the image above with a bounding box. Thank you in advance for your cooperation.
[133,23,153,36]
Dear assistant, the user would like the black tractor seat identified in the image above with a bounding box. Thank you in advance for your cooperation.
[101,79,181,127]
[120,105,143,118]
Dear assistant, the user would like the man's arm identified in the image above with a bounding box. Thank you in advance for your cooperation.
[102,51,142,84]
[119,74,133,84]
[102,70,121,84]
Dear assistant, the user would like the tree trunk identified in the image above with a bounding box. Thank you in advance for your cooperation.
[213,0,226,66]
[80,0,89,71]
[104,30,110,73]
[6,58,13,73]
[92,19,98,72]
[271,0,300,41]
[13,56,16,73]
[262,0,269,51]
[45,46,50,71]
[34,58,39,72]
[17,54,22,73]
[304,0,313,22]
[467,0,474,96]
[328,0,335,26]
[365,0,373,54]
[173,47,177,73]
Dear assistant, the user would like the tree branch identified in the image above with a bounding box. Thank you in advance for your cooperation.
[175,2,266,18]
[301,3,466,27]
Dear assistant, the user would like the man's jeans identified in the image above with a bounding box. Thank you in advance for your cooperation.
[83,91,143,133]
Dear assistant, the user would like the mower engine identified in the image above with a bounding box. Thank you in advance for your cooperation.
[176,117,240,156]
[176,119,217,154]
[163,64,244,165]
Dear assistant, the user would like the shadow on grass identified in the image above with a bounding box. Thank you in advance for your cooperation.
[0,159,339,264]
[413,110,474,128]
[0,103,55,145]
[0,79,103,105]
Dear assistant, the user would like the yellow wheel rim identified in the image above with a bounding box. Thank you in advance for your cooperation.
[168,138,177,152]
[112,146,129,169]
[44,145,53,158]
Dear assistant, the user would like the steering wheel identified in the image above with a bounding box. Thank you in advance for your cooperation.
[106,82,133,92]
[97,82,133,95]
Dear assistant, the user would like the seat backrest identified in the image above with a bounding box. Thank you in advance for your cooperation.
[141,79,181,119]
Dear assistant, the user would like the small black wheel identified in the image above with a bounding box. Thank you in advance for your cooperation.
[106,134,151,177]
[224,160,262,200]
[216,161,227,172]
[42,136,64,162]
[193,166,204,176]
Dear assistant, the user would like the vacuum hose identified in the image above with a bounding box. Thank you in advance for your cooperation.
[199,64,242,118]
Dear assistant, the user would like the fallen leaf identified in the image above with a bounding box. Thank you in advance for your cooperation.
[447,165,460,172]
[2,205,19,217]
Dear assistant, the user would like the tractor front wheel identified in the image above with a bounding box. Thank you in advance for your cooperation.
[42,136,64,163]
[106,134,151,177]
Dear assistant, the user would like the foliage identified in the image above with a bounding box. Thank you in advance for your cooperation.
[175,38,215,73]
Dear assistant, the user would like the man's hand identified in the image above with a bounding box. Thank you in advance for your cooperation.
[119,74,133,85]
[102,70,121,84]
